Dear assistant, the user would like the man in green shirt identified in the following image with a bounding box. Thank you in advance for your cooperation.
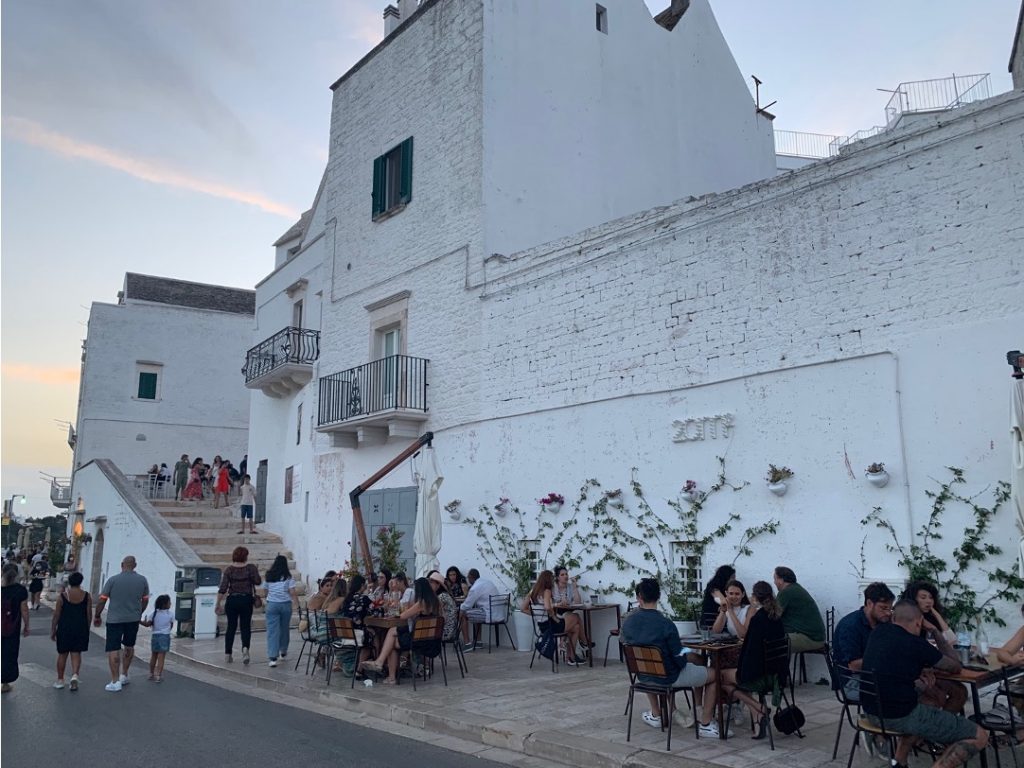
[773,566,825,653]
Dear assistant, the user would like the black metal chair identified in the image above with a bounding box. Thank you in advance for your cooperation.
[401,615,447,690]
[441,616,468,678]
[302,609,332,676]
[324,615,360,688]
[971,666,1022,768]
[622,643,696,751]
[792,605,835,687]
[726,635,799,751]
[825,651,863,760]
[604,601,635,667]
[528,605,569,673]
[294,604,318,672]
[474,593,516,652]
[843,668,910,768]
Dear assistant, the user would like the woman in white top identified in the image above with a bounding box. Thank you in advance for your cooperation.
[550,565,592,649]
[261,555,298,667]
[711,579,752,639]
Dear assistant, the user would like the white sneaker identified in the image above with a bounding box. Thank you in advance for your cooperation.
[52,680,65,689]
[641,710,662,728]
[105,681,122,692]
[268,659,277,667]
[69,675,79,692]
[118,673,130,685]
[698,721,722,739]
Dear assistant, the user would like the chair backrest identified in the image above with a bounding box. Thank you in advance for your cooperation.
[825,606,836,644]
[298,605,314,640]
[488,593,511,622]
[855,668,897,735]
[622,643,670,681]
[763,634,791,684]
[827,653,858,705]
[411,615,444,642]
[326,615,357,643]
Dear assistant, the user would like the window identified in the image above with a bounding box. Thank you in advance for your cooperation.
[296,403,302,445]
[670,541,703,596]
[135,363,162,401]
[371,137,413,219]
[596,4,608,33]
[519,539,542,583]
[284,466,294,504]
[292,299,303,329]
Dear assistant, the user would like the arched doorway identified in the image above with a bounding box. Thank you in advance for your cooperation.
[89,528,105,595]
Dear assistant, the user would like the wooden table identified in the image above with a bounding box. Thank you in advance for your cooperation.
[685,637,743,740]
[557,603,622,667]
[364,615,405,655]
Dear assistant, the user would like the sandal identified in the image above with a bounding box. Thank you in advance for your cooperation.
[359,660,383,674]
[382,678,397,685]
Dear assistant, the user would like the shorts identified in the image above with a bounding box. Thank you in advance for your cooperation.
[29,578,44,594]
[151,633,171,653]
[463,607,486,623]
[869,704,978,744]
[105,621,140,652]
[639,662,710,689]
[240,505,254,519]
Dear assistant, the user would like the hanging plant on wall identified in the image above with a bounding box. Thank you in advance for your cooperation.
[865,462,890,488]
[766,464,794,496]
[539,492,565,513]
[444,499,462,520]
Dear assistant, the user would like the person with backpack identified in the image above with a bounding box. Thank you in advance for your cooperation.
[1,563,30,693]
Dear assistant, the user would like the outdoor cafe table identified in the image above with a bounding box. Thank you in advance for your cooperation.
[556,603,622,667]
[683,636,744,741]
[364,615,405,654]
[935,659,1024,768]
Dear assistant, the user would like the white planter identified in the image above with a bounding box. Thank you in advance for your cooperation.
[494,502,511,517]
[767,481,788,496]
[512,609,534,652]
[544,501,563,514]
[674,620,697,636]
[606,496,624,509]
[683,490,700,503]
[866,471,890,488]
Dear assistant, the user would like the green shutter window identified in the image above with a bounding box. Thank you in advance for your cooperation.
[138,372,158,400]
[372,155,385,218]
[399,136,413,204]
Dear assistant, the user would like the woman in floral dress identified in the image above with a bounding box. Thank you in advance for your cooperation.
[181,457,205,500]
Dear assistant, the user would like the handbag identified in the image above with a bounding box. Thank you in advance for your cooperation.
[773,705,806,736]
[250,567,263,609]
[535,626,557,660]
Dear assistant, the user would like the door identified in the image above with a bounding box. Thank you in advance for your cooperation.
[255,460,268,524]
[354,486,417,575]
[89,528,105,596]
[380,328,401,408]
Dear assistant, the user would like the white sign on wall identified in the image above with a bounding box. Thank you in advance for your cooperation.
[672,413,735,442]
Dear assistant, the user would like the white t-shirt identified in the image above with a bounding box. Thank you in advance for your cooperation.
[265,578,295,603]
[725,604,750,636]
[151,608,174,635]
[240,483,256,505]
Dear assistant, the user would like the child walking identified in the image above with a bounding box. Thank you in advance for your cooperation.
[237,474,258,535]
[142,595,174,682]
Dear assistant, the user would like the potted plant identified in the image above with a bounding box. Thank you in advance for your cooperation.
[667,592,701,636]
[865,462,889,488]
[682,479,699,503]
[444,499,462,520]
[494,497,511,517]
[539,492,564,514]
[766,464,794,496]
[604,488,624,509]
[510,556,536,652]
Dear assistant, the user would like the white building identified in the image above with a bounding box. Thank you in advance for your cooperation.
[248,0,1024,636]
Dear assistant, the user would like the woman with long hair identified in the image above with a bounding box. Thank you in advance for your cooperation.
[181,457,205,500]
[369,569,392,609]
[427,570,459,641]
[902,580,969,713]
[551,565,592,649]
[307,572,339,612]
[700,564,736,629]
[341,574,374,667]
[1,563,30,693]
[711,579,753,639]
[215,546,261,664]
[359,578,440,684]
[445,566,468,599]
[261,555,298,667]
[213,460,231,510]
[720,580,786,739]
[523,570,586,665]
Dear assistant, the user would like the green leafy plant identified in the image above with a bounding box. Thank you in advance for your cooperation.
[372,526,404,575]
[861,467,1022,629]
[866,462,886,475]
[766,464,794,484]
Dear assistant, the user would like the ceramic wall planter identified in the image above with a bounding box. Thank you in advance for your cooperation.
[544,501,563,514]
[606,496,624,509]
[767,481,788,497]
[866,470,890,488]
[494,502,511,517]
[683,490,701,503]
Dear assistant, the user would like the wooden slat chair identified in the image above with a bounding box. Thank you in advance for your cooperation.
[604,600,635,667]
[528,605,569,673]
[402,615,447,690]
[843,668,911,768]
[826,652,863,760]
[726,635,798,751]
[792,605,835,687]
[325,615,360,688]
[622,643,695,751]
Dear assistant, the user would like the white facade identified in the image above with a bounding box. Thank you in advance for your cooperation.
[249,0,1023,636]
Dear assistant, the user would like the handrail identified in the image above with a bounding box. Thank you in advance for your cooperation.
[318,354,429,427]
[884,73,990,125]
[242,326,319,383]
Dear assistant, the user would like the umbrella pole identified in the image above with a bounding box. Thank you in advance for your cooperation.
[349,432,434,578]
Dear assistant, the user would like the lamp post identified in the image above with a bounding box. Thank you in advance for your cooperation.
[3,494,27,549]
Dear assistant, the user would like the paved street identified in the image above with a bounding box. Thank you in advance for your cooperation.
[0,607,507,768]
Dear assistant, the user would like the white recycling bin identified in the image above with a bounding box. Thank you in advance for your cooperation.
[193,585,220,640]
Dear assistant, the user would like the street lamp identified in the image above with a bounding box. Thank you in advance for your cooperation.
[3,494,27,549]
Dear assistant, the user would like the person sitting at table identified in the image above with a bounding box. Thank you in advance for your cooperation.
[621,577,723,738]
[711,579,752,640]
[445,566,468,599]
[551,565,593,651]
[720,580,788,739]
[459,568,498,650]
[861,600,987,768]
[307,572,338,612]
[427,570,459,642]
[773,566,826,653]
[832,581,895,700]
[995,603,1024,666]
[523,570,587,665]
[393,572,414,608]
[700,565,736,630]
[340,574,374,666]
[358,577,441,685]
[901,580,968,714]
[369,569,391,612]
[323,577,348,615]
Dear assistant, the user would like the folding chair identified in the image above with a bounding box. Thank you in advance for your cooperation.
[622,643,696,751]
[792,605,834,686]
[402,615,447,690]
[293,604,320,672]
[325,615,360,688]
[528,605,569,673]
[441,617,468,677]
[726,634,799,751]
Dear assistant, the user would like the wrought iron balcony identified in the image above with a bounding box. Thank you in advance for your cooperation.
[317,354,429,447]
[243,326,319,397]
[50,477,72,509]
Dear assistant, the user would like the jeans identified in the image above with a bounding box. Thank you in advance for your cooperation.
[265,601,292,660]
[224,594,253,654]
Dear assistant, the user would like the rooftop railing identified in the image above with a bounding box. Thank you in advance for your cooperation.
[774,130,844,159]
[884,73,991,125]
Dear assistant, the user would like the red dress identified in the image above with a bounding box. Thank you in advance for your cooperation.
[215,466,230,494]
[182,467,204,500]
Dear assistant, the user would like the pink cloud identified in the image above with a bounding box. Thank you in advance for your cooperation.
[3,116,299,219]
[2,363,80,386]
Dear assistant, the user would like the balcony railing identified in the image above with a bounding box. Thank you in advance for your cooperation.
[318,354,429,429]
[884,73,991,126]
[243,327,319,396]
[50,478,72,509]
[774,130,843,159]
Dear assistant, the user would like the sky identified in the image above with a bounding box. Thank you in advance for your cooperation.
[1,0,1017,526]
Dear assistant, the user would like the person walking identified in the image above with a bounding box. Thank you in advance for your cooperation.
[1,563,30,693]
[29,557,47,610]
[182,457,204,501]
[215,546,261,664]
[213,460,231,509]
[173,454,190,501]
[50,571,92,691]
[261,555,298,667]
[93,555,149,692]
[141,594,174,682]
[238,474,258,535]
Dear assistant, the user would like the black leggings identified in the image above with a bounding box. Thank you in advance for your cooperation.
[224,594,254,654]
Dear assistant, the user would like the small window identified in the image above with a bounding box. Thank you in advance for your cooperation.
[135,363,162,401]
[671,540,703,595]
[284,466,294,504]
[596,4,608,33]
[292,300,303,329]
[519,539,542,583]
[296,403,302,445]
[371,137,413,219]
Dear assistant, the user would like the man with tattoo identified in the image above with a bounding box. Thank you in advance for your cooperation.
[861,600,988,768]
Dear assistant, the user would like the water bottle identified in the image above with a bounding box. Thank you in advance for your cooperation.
[955,627,971,664]
[975,624,990,657]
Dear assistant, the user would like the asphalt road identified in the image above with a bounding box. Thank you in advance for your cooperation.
[1,607,505,768]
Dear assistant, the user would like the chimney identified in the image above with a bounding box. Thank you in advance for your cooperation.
[383,4,400,36]
[398,0,419,24]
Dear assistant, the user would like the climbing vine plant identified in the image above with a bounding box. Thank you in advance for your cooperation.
[861,466,1022,629]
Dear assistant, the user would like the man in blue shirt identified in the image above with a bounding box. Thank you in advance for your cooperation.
[832,582,895,699]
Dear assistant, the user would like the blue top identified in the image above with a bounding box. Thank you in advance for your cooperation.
[832,607,873,688]
[620,608,685,685]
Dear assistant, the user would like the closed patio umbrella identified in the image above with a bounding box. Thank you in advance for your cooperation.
[413,447,444,578]
[1012,369,1024,576]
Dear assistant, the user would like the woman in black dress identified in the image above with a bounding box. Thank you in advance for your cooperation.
[50,571,92,691]
[1,563,30,693]
[29,558,47,610]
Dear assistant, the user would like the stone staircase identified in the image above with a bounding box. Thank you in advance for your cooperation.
[154,499,304,633]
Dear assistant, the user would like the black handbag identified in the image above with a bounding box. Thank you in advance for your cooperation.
[773,706,806,736]
[535,627,557,660]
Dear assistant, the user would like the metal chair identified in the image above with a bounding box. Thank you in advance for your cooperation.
[792,605,835,686]
[622,643,696,751]
[844,668,909,768]
[324,615,360,688]
[604,601,635,667]
[474,593,516,652]
[303,609,332,675]
[293,604,320,673]
[402,615,447,690]
[726,634,798,751]
[825,651,863,760]
[528,605,569,673]
[971,666,1022,768]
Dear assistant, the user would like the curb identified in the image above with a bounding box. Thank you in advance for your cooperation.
[165,648,716,768]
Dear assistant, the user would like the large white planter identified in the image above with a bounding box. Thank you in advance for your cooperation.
[512,609,534,652]
[494,502,511,517]
[866,471,890,488]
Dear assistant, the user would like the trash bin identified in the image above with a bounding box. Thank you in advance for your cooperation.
[195,567,221,587]
[193,585,220,640]
[174,577,195,626]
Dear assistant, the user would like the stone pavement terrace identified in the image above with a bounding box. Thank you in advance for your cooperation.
[164,625,1015,768]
